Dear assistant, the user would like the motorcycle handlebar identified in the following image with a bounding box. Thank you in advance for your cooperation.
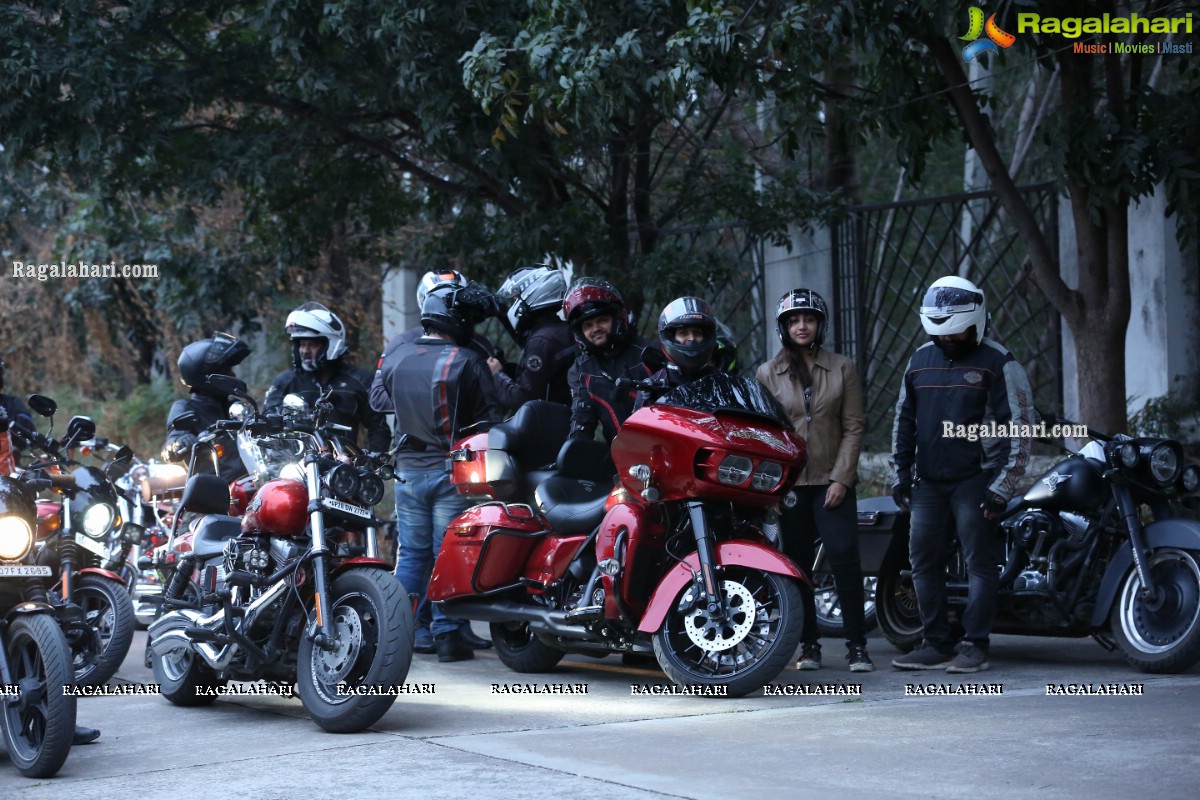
[614,377,670,393]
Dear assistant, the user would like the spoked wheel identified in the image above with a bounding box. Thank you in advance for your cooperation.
[652,568,805,697]
[813,573,879,638]
[1111,548,1200,673]
[297,568,413,732]
[876,552,923,653]
[0,614,77,778]
[69,575,136,686]
[490,621,566,673]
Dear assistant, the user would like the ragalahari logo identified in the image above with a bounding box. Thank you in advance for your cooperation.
[960,7,1016,62]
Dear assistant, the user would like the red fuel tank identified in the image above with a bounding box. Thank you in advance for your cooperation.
[241,478,308,537]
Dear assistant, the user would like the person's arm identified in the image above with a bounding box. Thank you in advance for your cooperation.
[987,354,1034,501]
[566,360,599,440]
[490,331,557,412]
[890,357,917,508]
[829,359,865,490]
[369,351,394,414]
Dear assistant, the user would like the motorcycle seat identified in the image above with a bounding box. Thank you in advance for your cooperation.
[191,515,242,559]
[488,400,571,473]
[534,475,610,535]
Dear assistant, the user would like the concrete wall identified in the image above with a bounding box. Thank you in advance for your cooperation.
[381,266,420,344]
[760,224,834,361]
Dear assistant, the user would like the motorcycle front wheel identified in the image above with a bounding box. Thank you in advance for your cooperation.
[875,552,923,653]
[70,574,136,686]
[297,568,413,733]
[652,567,805,698]
[1110,547,1200,673]
[0,614,77,778]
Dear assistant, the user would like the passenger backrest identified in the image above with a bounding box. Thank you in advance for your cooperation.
[487,400,571,472]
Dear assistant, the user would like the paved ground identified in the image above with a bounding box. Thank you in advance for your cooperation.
[4,627,1199,799]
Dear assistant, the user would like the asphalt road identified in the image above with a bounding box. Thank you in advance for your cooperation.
[4,627,1199,799]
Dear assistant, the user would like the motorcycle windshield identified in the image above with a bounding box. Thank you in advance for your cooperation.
[656,373,793,429]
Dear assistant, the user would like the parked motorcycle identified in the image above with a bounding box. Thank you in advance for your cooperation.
[0,410,76,778]
[147,378,413,732]
[429,370,811,697]
[11,397,136,687]
[875,418,1200,672]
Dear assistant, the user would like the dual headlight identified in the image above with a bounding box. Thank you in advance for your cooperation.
[714,454,785,492]
[324,464,386,507]
[1112,440,1185,488]
[0,515,35,561]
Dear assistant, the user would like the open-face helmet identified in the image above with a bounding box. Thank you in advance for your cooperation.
[563,277,629,354]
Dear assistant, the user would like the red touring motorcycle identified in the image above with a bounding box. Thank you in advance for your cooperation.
[429,372,810,696]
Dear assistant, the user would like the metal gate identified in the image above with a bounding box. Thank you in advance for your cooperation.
[831,183,1063,451]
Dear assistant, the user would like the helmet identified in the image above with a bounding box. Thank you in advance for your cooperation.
[285,302,347,371]
[657,296,718,374]
[497,265,567,333]
[563,277,629,354]
[420,283,496,345]
[178,332,251,397]
[919,276,986,344]
[776,288,828,349]
[713,319,740,374]
[416,269,468,309]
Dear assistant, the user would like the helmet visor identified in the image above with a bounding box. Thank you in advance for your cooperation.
[920,286,983,316]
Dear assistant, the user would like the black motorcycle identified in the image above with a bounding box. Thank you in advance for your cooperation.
[0,415,76,778]
[875,420,1200,672]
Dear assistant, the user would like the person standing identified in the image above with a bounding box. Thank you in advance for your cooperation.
[890,276,1033,674]
[487,265,575,412]
[756,289,873,673]
[377,283,503,662]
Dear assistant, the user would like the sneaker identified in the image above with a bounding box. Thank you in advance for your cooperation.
[890,642,954,670]
[946,642,990,674]
[796,643,822,670]
[846,644,874,673]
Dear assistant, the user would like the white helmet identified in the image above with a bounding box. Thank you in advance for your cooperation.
[497,265,567,333]
[285,302,347,370]
[919,276,986,344]
[416,269,468,309]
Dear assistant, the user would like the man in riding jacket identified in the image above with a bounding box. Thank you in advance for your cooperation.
[487,265,575,412]
[376,283,503,662]
[890,276,1033,674]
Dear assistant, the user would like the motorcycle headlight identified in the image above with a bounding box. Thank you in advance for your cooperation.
[1117,443,1139,469]
[0,515,35,561]
[358,473,385,507]
[326,464,360,499]
[1149,444,1180,485]
[751,461,785,491]
[82,503,117,538]
[716,455,754,486]
[1181,465,1200,494]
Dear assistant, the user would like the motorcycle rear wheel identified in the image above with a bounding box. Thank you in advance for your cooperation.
[813,573,879,638]
[297,568,413,733]
[490,622,566,672]
[70,574,136,686]
[0,614,77,778]
[652,568,804,698]
[1110,547,1200,673]
[875,552,923,653]
[152,635,227,706]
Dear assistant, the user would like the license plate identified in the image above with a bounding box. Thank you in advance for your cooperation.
[322,498,372,520]
[75,533,110,558]
[0,565,53,577]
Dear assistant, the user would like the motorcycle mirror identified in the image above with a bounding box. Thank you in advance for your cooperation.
[208,374,253,407]
[65,415,97,444]
[168,410,199,434]
[640,346,667,372]
[27,394,57,418]
[106,445,135,479]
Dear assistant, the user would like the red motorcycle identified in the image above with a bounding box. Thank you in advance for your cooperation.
[429,371,811,696]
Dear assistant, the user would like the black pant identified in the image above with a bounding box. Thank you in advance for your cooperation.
[781,484,867,648]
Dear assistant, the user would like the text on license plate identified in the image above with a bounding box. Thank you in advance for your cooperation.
[0,565,54,577]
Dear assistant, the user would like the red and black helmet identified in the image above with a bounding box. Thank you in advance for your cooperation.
[563,277,629,354]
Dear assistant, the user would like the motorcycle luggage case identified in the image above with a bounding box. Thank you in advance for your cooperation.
[427,503,546,601]
[856,495,907,573]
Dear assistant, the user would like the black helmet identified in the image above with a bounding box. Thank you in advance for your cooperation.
[420,283,496,346]
[657,296,717,374]
[776,288,828,350]
[563,277,629,354]
[178,332,250,397]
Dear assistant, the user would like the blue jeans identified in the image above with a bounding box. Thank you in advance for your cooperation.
[393,467,471,637]
[908,472,1000,650]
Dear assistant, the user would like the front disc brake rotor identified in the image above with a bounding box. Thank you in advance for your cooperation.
[312,605,364,683]
[683,580,757,651]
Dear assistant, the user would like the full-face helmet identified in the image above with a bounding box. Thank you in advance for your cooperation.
[657,296,718,374]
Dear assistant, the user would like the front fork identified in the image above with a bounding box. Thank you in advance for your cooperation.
[304,458,337,650]
[1115,483,1159,601]
[58,495,76,603]
[686,501,726,621]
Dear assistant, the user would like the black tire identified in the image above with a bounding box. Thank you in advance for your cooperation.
[813,572,879,638]
[70,574,137,686]
[150,625,227,707]
[297,568,413,733]
[876,551,923,653]
[0,614,77,778]
[652,568,805,698]
[1110,548,1200,673]
[490,622,566,673]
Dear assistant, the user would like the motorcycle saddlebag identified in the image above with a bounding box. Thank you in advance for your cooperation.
[856,495,908,574]
[427,502,546,601]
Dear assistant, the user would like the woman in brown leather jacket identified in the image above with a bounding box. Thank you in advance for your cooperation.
[755,289,872,672]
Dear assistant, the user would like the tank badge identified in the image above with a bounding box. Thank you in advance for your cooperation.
[1041,472,1072,493]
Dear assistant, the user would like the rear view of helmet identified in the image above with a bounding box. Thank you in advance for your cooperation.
[497,265,567,333]
[776,288,829,351]
[178,332,251,397]
[420,283,496,346]
[285,302,347,371]
[919,276,986,344]
[416,269,469,310]
[657,296,718,374]
[563,277,629,354]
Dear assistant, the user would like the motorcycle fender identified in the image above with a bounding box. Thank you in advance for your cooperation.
[331,557,393,576]
[1089,517,1200,628]
[4,600,57,624]
[78,566,126,584]
[637,542,807,634]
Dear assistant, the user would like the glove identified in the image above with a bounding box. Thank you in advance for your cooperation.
[891,481,911,512]
[982,490,1008,519]
[162,434,198,463]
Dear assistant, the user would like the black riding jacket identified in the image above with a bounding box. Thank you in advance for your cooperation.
[492,316,575,413]
[566,338,651,443]
[164,394,249,484]
[264,361,390,452]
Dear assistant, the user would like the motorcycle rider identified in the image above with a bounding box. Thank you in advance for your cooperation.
[890,276,1033,674]
[0,357,34,460]
[756,289,872,672]
[563,277,651,443]
[486,264,575,412]
[263,302,390,452]
[377,283,503,662]
[163,332,253,484]
[634,296,721,410]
